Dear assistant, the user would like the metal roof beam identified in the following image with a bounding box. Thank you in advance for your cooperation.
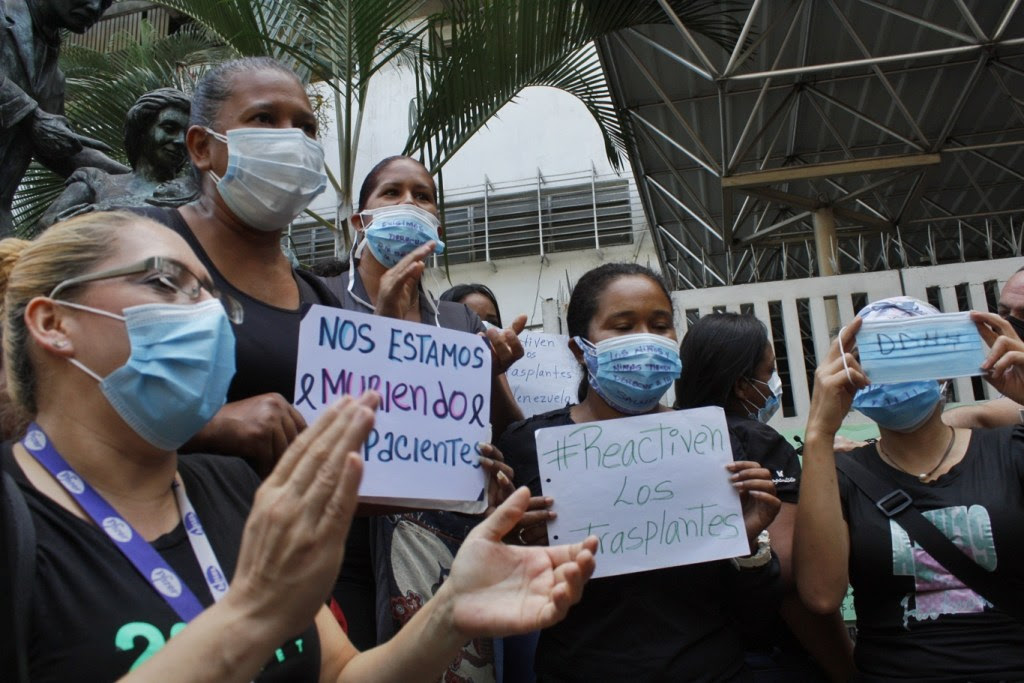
[656,0,719,78]
[613,32,719,170]
[654,223,726,285]
[953,0,988,42]
[629,110,720,177]
[737,186,891,228]
[854,0,977,44]
[722,0,763,77]
[623,28,713,81]
[646,175,723,241]
[933,53,989,150]
[994,0,1023,41]
[723,40,1024,82]
[805,86,924,151]
[906,207,1024,225]
[828,0,930,147]
[722,153,941,188]
[739,209,812,243]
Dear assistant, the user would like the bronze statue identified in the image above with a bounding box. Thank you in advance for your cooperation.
[1,0,128,235]
[38,88,198,227]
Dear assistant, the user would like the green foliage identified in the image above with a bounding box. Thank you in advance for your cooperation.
[406,0,745,173]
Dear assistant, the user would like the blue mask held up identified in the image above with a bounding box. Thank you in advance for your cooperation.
[855,311,986,384]
[852,380,944,433]
[575,333,681,415]
[60,299,237,450]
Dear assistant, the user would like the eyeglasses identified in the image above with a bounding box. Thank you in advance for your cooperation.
[49,256,244,323]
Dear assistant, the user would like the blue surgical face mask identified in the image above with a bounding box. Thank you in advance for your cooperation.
[856,312,986,384]
[852,380,944,433]
[574,333,681,415]
[744,371,783,424]
[59,299,237,450]
[206,127,327,231]
[358,204,445,268]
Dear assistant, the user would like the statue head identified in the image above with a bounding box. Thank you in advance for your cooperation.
[34,0,115,34]
[124,88,191,180]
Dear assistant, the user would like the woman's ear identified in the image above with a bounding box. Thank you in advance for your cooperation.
[351,211,365,232]
[732,376,754,405]
[24,298,76,358]
[186,125,212,173]
[568,337,585,366]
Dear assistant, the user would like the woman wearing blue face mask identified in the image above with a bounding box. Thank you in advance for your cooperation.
[0,211,598,683]
[496,263,782,682]
[129,57,341,476]
[675,313,853,681]
[796,296,1024,681]
[329,156,537,676]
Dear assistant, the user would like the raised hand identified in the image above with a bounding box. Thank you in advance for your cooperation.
[224,392,378,639]
[807,318,869,438]
[485,314,527,375]
[972,311,1024,405]
[479,442,516,515]
[442,487,597,638]
[185,393,307,476]
[727,461,781,549]
[374,241,435,320]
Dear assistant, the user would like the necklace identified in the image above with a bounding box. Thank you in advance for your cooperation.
[877,426,956,482]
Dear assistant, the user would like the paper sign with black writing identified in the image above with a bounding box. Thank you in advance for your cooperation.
[535,407,747,578]
[856,312,986,384]
[507,332,581,417]
[294,305,491,512]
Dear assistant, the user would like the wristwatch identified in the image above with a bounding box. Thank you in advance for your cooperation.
[731,530,772,570]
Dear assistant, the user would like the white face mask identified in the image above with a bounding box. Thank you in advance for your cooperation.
[206,127,327,231]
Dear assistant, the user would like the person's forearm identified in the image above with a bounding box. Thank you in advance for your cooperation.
[793,430,850,614]
[338,584,468,683]
[118,594,283,683]
[779,595,853,682]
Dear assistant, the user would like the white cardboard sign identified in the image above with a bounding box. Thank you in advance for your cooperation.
[506,332,581,417]
[535,407,748,578]
[294,305,491,512]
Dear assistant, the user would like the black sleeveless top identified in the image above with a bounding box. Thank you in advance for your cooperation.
[130,206,340,403]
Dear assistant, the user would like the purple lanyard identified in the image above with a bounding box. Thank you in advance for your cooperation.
[21,423,223,622]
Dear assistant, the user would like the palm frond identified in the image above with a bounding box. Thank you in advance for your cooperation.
[11,165,66,238]
[406,0,747,172]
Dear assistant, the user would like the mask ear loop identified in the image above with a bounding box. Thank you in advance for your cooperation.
[838,326,854,385]
[346,226,376,312]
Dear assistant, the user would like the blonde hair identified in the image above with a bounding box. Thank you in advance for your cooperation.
[0,212,141,414]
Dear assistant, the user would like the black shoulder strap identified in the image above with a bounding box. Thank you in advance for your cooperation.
[1,470,34,683]
[835,453,1024,623]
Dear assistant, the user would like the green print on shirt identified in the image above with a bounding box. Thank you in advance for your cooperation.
[115,621,304,671]
[890,504,996,626]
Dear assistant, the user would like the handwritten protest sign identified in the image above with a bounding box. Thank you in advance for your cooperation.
[536,407,747,578]
[507,332,581,417]
[856,312,986,383]
[294,305,491,511]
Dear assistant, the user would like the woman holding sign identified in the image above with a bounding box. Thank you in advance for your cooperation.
[796,296,1024,680]
[327,154,539,677]
[675,313,853,681]
[0,211,599,682]
[498,262,782,681]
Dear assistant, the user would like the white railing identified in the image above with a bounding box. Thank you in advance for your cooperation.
[545,256,1024,430]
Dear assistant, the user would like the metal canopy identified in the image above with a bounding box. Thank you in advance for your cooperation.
[599,0,1024,289]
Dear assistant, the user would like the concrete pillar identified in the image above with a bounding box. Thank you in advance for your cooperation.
[813,207,842,336]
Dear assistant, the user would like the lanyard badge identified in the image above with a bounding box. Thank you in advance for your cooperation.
[20,423,228,622]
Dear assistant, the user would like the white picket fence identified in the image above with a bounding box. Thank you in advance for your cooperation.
[544,256,1023,430]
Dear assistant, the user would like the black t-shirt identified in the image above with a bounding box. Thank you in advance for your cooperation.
[2,448,321,682]
[838,427,1024,681]
[497,407,781,682]
[131,206,340,403]
[725,414,801,504]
